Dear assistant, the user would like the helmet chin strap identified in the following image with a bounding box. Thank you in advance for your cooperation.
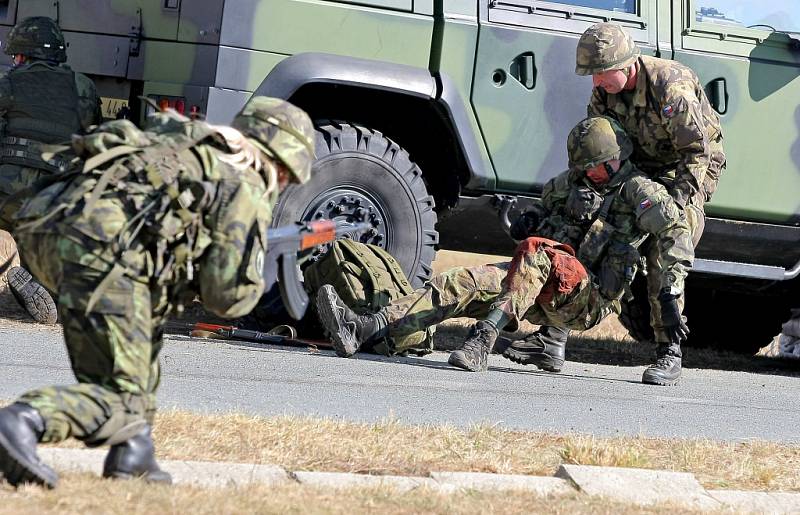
[603,162,616,177]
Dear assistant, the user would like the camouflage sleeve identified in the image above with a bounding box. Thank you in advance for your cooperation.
[623,175,694,294]
[541,169,575,212]
[198,172,272,318]
[587,88,607,117]
[661,83,713,205]
[0,75,11,124]
[75,73,103,130]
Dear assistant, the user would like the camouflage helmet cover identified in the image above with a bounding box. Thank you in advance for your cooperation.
[4,17,67,63]
[575,22,640,76]
[567,116,633,170]
[232,96,315,184]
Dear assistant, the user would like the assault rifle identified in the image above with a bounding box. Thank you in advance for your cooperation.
[191,322,332,349]
[265,219,371,320]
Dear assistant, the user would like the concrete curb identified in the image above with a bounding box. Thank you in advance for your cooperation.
[557,464,721,511]
[29,448,800,513]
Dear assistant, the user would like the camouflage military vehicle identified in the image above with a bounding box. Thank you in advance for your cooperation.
[2,1,799,352]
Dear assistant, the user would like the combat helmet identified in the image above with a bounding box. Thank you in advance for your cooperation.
[567,116,633,170]
[4,16,67,63]
[232,96,315,184]
[575,22,639,76]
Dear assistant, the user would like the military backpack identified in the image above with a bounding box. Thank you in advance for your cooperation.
[304,239,434,355]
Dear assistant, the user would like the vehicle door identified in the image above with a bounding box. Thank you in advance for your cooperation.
[671,0,800,223]
[471,0,658,192]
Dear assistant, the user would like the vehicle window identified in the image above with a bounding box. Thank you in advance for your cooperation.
[546,0,636,14]
[695,1,800,34]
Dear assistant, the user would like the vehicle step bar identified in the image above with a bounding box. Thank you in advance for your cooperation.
[693,258,800,281]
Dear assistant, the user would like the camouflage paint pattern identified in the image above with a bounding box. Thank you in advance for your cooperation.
[232,96,315,184]
[4,16,67,62]
[588,54,725,207]
[575,22,640,76]
[10,104,297,444]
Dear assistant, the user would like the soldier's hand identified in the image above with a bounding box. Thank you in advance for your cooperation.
[510,211,540,241]
[658,290,689,345]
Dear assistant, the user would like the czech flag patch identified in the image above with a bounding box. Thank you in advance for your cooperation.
[639,199,653,210]
[663,104,675,117]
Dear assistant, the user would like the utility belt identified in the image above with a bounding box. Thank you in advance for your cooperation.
[0,136,71,173]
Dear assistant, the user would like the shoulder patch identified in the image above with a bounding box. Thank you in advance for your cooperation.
[639,198,653,211]
[662,104,675,117]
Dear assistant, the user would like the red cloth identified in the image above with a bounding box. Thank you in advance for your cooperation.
[507,237,587,303]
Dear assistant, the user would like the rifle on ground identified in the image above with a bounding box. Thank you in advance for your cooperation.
[265,219,371,320]
[190,322,332,349]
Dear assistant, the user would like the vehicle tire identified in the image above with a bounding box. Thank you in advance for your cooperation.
[244,122,439,333]
[271,121,439,288]
[618,275,655,344]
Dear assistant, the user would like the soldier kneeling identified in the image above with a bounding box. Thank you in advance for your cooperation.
[0,97,315,488]
[316,116,693,385]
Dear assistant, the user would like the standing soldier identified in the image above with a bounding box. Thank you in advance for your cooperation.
[0,97,315,488]
[0,16,102,324]
[316,116,693,381]
[510,22,724,385]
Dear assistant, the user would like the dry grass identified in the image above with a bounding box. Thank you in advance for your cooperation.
[41,410,799,493]
[0,475,715,515]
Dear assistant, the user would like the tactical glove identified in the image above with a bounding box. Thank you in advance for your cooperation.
[510,211,540,241]
[658,290,689,345]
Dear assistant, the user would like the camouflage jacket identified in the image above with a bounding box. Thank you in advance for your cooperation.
[534,161,694,296]
[15,114,278,318]
[588,55,723,204]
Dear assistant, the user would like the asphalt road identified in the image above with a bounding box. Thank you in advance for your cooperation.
[1,323,798,442]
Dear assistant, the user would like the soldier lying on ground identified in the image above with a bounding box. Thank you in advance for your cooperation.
[0,16,102,324]
[316,116,693,385]
[0,96,315,489]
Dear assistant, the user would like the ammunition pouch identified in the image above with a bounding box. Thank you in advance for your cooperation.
[577,218,615,269]
[597,241,641,301]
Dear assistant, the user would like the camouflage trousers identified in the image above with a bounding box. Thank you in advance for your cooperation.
[14,230,167,445]
[0,163,51,232]
[383,237,618,340]
[644,198,705,343]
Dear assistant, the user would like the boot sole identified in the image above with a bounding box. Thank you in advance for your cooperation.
[502,348,564,372]
[447,351,487,372]
[8,267,57,325]
[641,374,680,386]
[0,427,58,488]
[316,285,359,358]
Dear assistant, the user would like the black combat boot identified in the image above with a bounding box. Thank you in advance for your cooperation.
[103,425,172,484]
[642,342,682,386]
[502,326,568,372]
[448,320,499,372]
[316,284,387,357]
[8,267,58,325]
[0,403,58,488]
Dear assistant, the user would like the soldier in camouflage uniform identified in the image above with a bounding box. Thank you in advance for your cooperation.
[0,97,315,489]
[515,22,724,382]
[316,116,693,380]
[0,16,102,324]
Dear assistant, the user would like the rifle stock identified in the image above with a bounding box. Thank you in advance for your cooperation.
[264,219,371,320]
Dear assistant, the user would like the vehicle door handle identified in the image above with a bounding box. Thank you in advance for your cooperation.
[510,52,536,90]
[707,78,728,115]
